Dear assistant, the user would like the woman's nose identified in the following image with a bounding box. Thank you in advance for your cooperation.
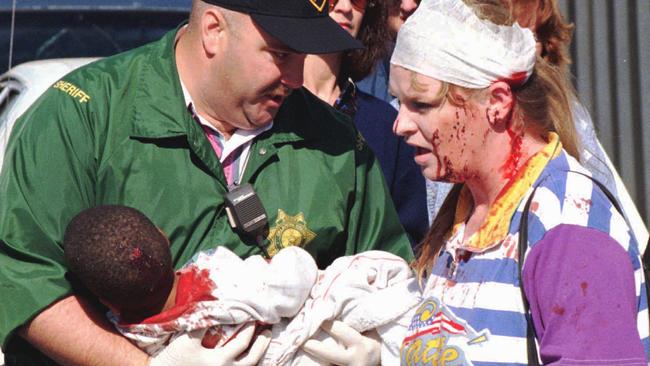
[393,113,415,137]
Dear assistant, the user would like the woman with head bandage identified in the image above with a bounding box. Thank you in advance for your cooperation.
[300,0,649,364]
[388,0,649,364]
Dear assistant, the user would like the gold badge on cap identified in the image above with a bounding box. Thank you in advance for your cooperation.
[266,209,316,256]
[309,0,327,12]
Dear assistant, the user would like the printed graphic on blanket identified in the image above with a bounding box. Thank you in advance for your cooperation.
[401,297,489,366]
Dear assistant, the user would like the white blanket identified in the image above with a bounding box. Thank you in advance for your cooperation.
[113,246,318,355]
[262,251,421,366]
[113,248,421,365]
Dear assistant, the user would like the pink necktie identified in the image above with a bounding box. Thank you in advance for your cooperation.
[188,104,239,185]
[201,125,239,185]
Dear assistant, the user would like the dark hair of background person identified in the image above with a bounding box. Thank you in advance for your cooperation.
[341,0,392,81]
[63,205,174,315]
[387,0,402,10]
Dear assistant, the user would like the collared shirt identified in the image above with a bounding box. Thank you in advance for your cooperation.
[180,82,272,185]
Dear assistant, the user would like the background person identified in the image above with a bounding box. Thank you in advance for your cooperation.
[356,0,419,103]
[386,0,419,39]
[0,0,414,364]
[303,0,428,245]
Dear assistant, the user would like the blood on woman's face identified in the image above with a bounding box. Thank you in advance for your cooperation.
[389,66,487,183]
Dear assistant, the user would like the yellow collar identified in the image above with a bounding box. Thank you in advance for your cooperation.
[451,133,562,252]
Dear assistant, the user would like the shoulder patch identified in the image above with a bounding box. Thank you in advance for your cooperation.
[52,80,91,103]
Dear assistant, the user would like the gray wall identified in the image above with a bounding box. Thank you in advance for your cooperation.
[558,0,650,223]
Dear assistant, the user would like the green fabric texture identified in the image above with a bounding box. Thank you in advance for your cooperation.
[0,28,413,364]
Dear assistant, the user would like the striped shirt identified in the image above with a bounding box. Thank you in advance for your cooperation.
[401,139,648,365]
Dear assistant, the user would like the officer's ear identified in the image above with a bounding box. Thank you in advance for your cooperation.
[200,7,228,55]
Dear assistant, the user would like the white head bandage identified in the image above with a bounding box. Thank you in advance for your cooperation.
[391,0,537,89]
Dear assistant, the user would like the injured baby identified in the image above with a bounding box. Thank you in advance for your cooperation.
[63,205,421,365]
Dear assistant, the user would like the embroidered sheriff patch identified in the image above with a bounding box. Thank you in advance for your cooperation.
[52,80,91,103]
[266,209,316,256]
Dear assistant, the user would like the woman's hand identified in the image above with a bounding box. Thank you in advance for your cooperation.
[149,322,271,366]
[302,320,381,366]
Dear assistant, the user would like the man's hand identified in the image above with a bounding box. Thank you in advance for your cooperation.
[302,321,380,366]
[149,322,271,366]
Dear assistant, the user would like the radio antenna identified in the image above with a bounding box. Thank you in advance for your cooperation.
[8,0,17,71]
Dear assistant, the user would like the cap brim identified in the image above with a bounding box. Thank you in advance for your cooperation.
[252,13,363,54]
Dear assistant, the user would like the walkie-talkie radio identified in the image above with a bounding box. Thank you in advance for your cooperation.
[223,183,270,258]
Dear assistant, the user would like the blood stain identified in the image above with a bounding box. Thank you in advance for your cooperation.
[130,247,142,261]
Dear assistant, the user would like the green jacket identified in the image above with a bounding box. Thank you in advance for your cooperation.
[0,29,413,363]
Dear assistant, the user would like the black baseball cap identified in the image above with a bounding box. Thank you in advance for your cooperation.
[201,0,363,54]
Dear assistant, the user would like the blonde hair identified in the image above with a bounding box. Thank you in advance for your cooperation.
[412,0,579,279]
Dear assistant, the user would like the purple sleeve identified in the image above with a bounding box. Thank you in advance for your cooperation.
[522,224,646,364]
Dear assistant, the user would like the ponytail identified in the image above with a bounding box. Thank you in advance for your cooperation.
[513,57,580,160]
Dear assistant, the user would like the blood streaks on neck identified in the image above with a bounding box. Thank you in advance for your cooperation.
[500,127,523,180]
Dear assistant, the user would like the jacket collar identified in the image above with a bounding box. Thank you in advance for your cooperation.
[131,24,194,139]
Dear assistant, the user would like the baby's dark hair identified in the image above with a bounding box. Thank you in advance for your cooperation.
[64,205,174,315]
